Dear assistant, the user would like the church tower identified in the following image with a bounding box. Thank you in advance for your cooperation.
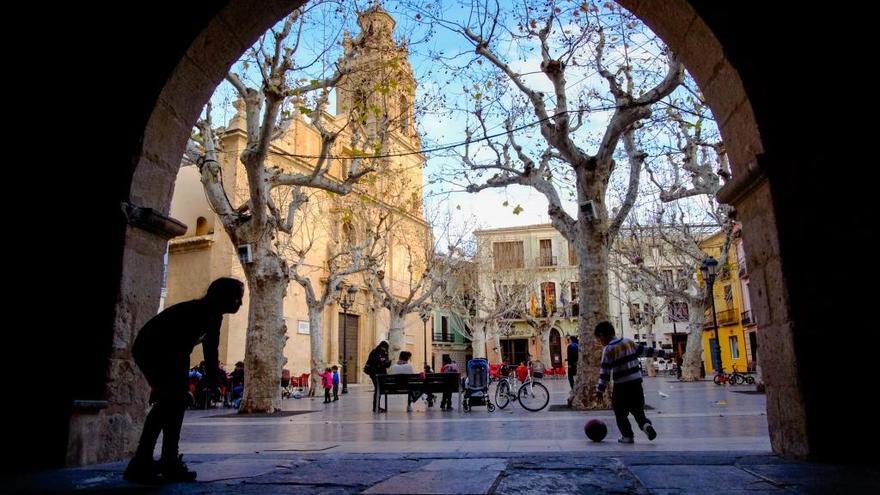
[336,3,419,151]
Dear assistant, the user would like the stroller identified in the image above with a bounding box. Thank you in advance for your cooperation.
[463,358,495,412]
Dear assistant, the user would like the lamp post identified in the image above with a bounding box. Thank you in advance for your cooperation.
[420,308,430,370]
[338,284,358,394]
[700,256,723,374]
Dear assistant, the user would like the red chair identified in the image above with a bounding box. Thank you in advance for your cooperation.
[555,367,566,378]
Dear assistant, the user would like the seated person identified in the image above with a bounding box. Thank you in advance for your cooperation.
[389,351,418,411]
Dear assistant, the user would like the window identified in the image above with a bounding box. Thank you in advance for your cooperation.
[441,316,450,342]
[568,240,577,265]
[540,282,556,316]
[729,335,740,360]
[723,285,734,309]
[650,246,661,264]
[677,269,689,290]
[196,216,209,236]
[493,241,524,269]
[539,239,554,266]
[629,303,641,324]
[399,95,410,134]
[662,270,674,287]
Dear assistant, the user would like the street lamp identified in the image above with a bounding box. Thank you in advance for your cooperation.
[337,284,358,394]
[700,256,723,374]
[420,307,431,370]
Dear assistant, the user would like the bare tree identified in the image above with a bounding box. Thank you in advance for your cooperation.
[412,1,686,408]
[190,5,405,413]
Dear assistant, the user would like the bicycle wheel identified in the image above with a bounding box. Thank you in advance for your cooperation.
[713,374,724,385]
[518,380,549,412]
[746,376,755,385]
[495,380,510,409]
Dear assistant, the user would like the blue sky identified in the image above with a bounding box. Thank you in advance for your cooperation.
[205,0,721,238]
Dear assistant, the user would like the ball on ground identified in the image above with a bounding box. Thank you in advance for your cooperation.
[584,419,607,442]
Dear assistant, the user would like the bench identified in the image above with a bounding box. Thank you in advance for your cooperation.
[375,373,462,412]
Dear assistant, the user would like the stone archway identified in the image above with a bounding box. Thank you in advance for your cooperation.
[65,0,861,467]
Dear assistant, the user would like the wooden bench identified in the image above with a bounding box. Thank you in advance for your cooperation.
[375,373,462,412]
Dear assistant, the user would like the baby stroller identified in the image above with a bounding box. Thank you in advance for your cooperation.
[463,358,495,412]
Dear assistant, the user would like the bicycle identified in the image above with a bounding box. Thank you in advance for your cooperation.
[727,365,755,385]
[494,364,550,412]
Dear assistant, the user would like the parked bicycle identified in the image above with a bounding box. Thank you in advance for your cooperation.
[494,364,550,412]
[713,365,756,385]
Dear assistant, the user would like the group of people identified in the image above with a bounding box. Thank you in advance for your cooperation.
[187,360,245,409]
[123,275,671,484]
[363,343,460,412]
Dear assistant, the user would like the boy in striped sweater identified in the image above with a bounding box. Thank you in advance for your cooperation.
[593,321,669,443]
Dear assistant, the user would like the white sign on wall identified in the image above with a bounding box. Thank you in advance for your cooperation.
[297,320,310,335]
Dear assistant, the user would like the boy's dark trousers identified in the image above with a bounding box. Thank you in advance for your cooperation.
[333,383,339,400]
[324,388,331,403]
[568,366,576,389]
[611,380,650,438]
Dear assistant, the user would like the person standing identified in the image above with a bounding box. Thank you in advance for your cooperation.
[566,336,579,390]
[364,341,391,412]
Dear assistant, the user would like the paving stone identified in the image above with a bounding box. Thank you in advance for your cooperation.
[363,470,502,494]
[629,465,780,491]
[494,468,648,495]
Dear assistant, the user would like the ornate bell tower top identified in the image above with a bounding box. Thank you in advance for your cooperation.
[337,2,419,148]
[358,2,396,38]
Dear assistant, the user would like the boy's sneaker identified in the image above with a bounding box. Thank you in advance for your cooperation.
[123,456,162,484]
[406,403,413,412]
[617,436,634,444]
[161,454,197,482]
[643,423,657,441]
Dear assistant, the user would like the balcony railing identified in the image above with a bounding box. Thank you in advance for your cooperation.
[741,310,753,325]
[433,333,455,343]
[704,308,740,327]
[537,255,558,267]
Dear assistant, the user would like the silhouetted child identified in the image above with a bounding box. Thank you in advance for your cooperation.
[331,365,340,401]
[321,367,333,403]
[594,321,669,443]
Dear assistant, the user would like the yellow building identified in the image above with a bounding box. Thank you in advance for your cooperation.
[164,5,430,385]
[699,225,752,375]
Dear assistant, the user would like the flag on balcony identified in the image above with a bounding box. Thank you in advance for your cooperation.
[530,293,538,317]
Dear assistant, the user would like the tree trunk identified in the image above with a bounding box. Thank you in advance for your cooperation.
[471,327,486,359]
[307,304,324,397]
[680,298,705,381]
[571,210,612,410]
[388,309,406,361]
[239,254,288,413]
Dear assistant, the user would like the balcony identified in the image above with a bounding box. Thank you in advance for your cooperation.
[433,333,455,343]
[741,310,754,325]
[536,255,557,267]
[704,308,740,327]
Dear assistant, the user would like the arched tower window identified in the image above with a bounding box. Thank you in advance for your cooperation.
[196,216,209,236]
[399,95,410,134]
